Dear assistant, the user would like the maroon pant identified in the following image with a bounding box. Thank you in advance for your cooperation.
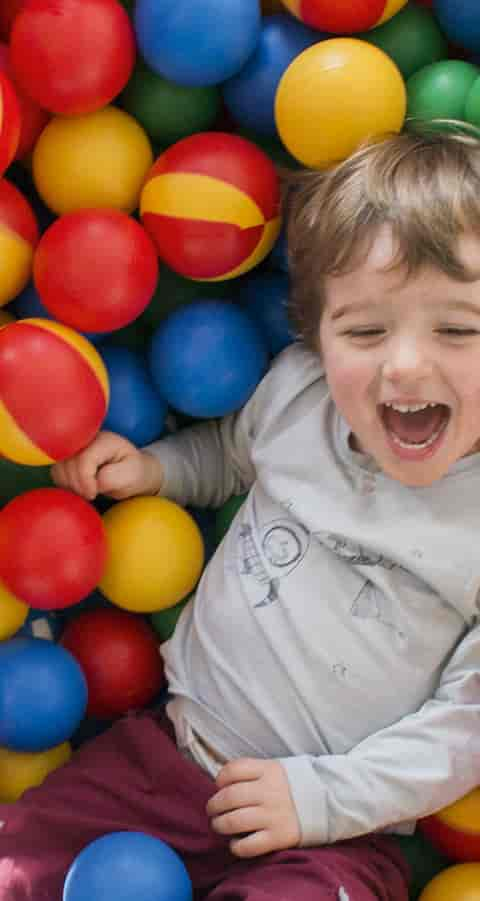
[0,710,409,901]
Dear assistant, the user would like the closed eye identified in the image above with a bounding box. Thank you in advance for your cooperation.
[437,328,479,336]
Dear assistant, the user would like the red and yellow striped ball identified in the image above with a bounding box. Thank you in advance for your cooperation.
[0,179,39,306]
[280,0,407,32]
[0,70,21,176]
[0,318,109,465]
[140,132,281,282]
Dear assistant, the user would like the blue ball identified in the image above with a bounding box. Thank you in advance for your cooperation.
[17,608,61,642]
[134,0,261,87]
[433,0,480,54]
[223,14,321,135]
[0,638,87,752]
[239,272,295,357]
[148,299,269,418]
[63,832,192,901]
[268,226,289,273]
[100,345,167,446]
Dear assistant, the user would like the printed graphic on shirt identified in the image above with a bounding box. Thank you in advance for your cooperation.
[352,580,406,640]
[314,532,397,569]
[236,518,310,608]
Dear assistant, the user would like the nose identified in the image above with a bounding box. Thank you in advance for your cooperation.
[381,336,434,385]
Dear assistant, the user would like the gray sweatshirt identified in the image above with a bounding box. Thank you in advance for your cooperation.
[146,342,480,847]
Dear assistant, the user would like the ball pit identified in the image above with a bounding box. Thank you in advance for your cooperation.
[0,5,479,899]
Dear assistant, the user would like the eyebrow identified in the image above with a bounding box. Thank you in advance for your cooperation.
[330,299,480,321]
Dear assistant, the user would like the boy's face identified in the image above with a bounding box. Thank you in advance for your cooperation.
[318,227,480,487]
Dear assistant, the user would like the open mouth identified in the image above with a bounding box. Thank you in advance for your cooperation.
[379,402,451,454]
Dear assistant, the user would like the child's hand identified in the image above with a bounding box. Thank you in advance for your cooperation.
[206,758,301,858]
[51,430,164,501]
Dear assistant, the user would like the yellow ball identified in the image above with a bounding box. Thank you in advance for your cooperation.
[32,106,153,215]
[419,863,480,900]
[0,743,71,803]
[99,496,205,613]
[275,38,406,169]
[0,579,28,640]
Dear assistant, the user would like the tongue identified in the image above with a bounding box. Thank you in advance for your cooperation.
[383,405,447,444]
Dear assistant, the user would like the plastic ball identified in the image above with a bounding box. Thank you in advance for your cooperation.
[140,133,281,281]
[34,210,158,333]
[0,70,21,176]
[101,346,167,446]
[17,608,61,642]
[420,788,480,861]
[418,863,480,900]
[433,0,480,56]
[63,832,193,901]
[0,637,87,751]
[0,578,28,639]
[275,38,407,168]
[10,0,136,116]
[121,61,221,147]
[0,488,108,609]
[0,42,50,160]
[0,318,109,465]
[0,741,71,802]
[0,178,39,307]
[12,281,104,345]
[32,106,153,216]
[280,0,407,33]
[99,497,205,613]
[149,300,269,418]
[150,596,190,642]
[239,272,295,356]
[222,14,320,136]
[61,607,165,718]
[360,3,448,80]
[134,0,261,87]
[407,60,480,124]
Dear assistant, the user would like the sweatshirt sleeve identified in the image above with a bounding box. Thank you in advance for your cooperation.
[280,621,480,846]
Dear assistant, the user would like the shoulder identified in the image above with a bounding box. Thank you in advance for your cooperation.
[259,342,325,396]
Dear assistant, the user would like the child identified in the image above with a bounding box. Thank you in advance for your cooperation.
[3,124,480,901]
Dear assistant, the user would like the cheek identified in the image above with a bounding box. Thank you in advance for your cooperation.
[322,346,371,404]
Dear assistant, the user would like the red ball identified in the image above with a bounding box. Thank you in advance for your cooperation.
[0,70,21,176]
[61,607,165,718]
[10,0,136,116]
[34,210,159,333]
[0,42,49,160]
[0,488,108,609]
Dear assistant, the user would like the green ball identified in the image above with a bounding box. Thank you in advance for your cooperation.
[238,129,299,169]
[407,60,480,123]
[150,596,191,642]
[214,493,247,545]
[0,458,53,502]
[393,831,449,900]
[464,77,480,129]
[360,3,448,81]
[120,61,221,146]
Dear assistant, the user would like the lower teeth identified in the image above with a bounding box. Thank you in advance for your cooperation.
[389,421,446,450]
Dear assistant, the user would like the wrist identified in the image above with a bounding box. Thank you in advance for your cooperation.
[142,451,164,495]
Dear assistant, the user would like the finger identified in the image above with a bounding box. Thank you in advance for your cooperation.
[229,830,273,859]
[210,806,265,837]
[216,758,263,788]
[96,460,137,499]
[206,782,259,817]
